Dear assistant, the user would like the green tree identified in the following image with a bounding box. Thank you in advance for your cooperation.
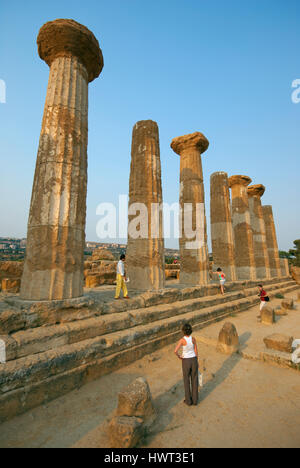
[279,250,291,259]
[289,239,300,267]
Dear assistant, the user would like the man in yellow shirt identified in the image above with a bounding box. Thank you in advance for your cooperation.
[115,254,130,300]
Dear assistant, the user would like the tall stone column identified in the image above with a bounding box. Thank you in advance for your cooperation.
[171,132,210,285]
[247,185,271,279]
[210,172,237,281]
[126,120,165,291]
[20,19,103,300]
[228,175,256,281]
[262,205,281,277]
[280,258,290,277]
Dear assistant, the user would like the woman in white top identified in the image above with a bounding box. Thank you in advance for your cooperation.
[174,323,199,406]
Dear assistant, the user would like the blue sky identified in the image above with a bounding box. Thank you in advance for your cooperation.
[0,0,299,250]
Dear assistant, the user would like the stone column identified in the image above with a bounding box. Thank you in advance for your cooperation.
[262,205,281,277]
[20,19,103,301]
[171,132,210,285]
[228,175,256,281]
[247,185,271,279]
[210,172,237,282]
[280,258,290,277]
[126,120,165,290]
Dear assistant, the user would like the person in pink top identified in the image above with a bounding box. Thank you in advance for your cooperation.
[213,267,226,295]
[174,323,199,406]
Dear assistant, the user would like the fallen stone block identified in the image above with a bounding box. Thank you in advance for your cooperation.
[275,306,288,317]
[261,306,275,325]
[216,322,239,355]
[117,377,156,429]
[84,261,92,270]
[92,248,115,262]
[264,334,294,353]
[108,416,144,448]
[1,278,21,293]
[85,275,101,288]
[0,261,23,281]
[281,299,294,310]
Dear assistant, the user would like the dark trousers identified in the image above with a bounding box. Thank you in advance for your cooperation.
[182,357,199,405]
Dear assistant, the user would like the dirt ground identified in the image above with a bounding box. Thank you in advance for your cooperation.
[0,290,299,449]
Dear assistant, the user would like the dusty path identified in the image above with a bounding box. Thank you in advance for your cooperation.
[0,290,299,448]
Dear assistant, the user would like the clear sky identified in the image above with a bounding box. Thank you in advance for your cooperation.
[0,0,299,251]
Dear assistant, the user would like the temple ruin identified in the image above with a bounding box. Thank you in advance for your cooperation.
[0,18,298,428]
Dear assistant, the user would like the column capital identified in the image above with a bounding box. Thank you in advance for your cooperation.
[247,184,266,198]
[228,175,252,188]
[37,19,104,82]
[171,132,209,156]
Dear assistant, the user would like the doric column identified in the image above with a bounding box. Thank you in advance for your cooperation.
[280,258,290,277]
[20,19,103,300]
[210,172,237,281]
[247,184,271,279]
[228,175,256,280]
[262,205,281,277]
[171,132,210,285]
[126,120,165,290]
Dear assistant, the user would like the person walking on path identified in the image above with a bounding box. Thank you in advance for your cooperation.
[115,254,130,300]
[213,268,226,295]
[174,323,199,406]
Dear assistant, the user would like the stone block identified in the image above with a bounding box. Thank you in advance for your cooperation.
[217,322,239,354]
[264,334,294,353]
[92,248,115,262]
[281,299,294,310]
[0,261,23,281]
[0,335,18,361]
[1,278,21,293]
[261,306,275,325]
[85,275,101,288]
[275,307,288,316]
[117,377,156,429]
[0,306,25,334]
[108,416,144,448]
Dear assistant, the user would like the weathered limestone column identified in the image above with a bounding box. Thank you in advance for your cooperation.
[126,121,165,290]
[247,185,271,279]
[280,258,290,277]
[262,205,281,277]
[20,19,103,300]
[210,172,237,281]
[228,175,256,281]
[171,132,210,285]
